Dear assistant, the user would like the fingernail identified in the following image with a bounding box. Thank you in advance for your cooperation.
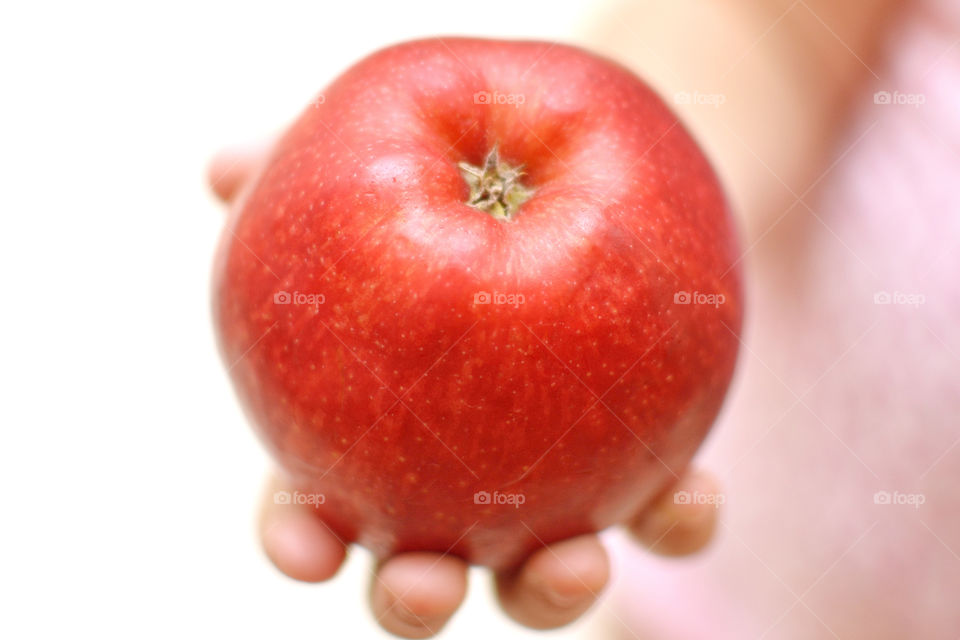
[393,601,423,624]
[543,587,585,608]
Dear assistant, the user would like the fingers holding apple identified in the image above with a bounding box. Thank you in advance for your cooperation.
[369,552,468,639]
[259,473,347,583]
[215,36,742,636]
[494,534,610,630]
[490,468,720,631]
[255,467,719,637]
[628,468,721,557]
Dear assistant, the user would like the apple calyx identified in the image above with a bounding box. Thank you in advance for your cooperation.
[458,144,533,220]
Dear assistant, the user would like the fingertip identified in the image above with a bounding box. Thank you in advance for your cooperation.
[207,143,266,204]
[260,509,348,582]
[370,553,468,639]
[496,535,609,630]
[532,535,610,605]
[630,469,721,556]
[258,476,347,583]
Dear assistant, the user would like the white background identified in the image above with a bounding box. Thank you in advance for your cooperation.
[0,1,630,638]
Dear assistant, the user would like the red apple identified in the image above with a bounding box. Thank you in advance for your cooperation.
[213,37,743,569]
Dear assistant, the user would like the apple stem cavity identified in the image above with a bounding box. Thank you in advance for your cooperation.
[458,144,533,221]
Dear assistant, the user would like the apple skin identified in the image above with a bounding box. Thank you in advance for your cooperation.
[212,38,743,569]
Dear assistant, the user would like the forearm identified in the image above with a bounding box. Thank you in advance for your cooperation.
[580,0,906,236]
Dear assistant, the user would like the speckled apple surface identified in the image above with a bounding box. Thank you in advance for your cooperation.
[213,38,742,569]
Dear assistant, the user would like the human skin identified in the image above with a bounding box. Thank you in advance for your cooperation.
[208,0,950,636]
[584,0,960,637]
[583,0,905,237]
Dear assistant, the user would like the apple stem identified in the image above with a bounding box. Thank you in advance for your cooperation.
[457,144,533,220]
